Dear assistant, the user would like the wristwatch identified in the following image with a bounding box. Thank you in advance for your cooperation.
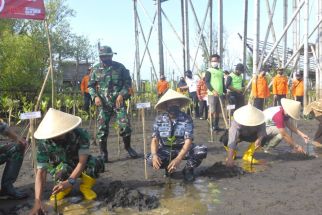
[67,178,76,186]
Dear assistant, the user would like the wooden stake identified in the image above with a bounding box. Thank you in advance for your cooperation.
[218,96,229,129]
[142,108,148,179]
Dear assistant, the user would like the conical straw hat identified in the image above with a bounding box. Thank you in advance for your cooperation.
[304,99,322,116]
[155,89,191,111]
[233,104,265,126]
[281,98,301,120]
[34,108,82,139]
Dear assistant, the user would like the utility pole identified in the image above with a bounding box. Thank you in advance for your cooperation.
[218,0,223,63]
[318,0,322,98]
[157,0,165,76]
[209,0,213,57]
[283,0,288,67]
[134,0,141,91]
[243,0,248,77]
[184,0,190,71]
[253,0,260,74]
[303,0,309,106]
[181,0,186,73]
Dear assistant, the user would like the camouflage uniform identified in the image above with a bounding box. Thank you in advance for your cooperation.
[146,111,207,169]
[0,121,24,164]
[36,128,104,181]
[88,48,137,161]
[0,120,26,199]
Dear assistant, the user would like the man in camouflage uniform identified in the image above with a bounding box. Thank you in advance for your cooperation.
[0,119,27,199]
[88,45,138,162]
[146,89,207,182]
[30,109,104,214]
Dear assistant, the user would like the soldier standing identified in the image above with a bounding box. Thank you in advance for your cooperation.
[88,46,138,162]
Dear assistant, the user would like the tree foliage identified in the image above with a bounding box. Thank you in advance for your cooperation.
[0,0,95,98]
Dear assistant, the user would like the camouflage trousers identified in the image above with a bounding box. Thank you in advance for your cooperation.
[0,142,24,165]
[146,144,207,169]
[48,156,105,182]
[97,106,132,144]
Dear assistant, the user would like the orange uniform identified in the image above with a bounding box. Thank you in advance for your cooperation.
[157,80,169,96]
[291,79,304,97]
[80,74,90,94]
[251,74,270,99]
[272,74,288,95]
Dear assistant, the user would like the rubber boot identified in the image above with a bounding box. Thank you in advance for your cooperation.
[182,167,195,182]
[99,141,108,163]
[79,173,97,200]
[0,159,28,200]
[213,117,224,131]
[224,146,237,160]
[242,142,259,164]
[50,187,72,201]
[123,135,138,158]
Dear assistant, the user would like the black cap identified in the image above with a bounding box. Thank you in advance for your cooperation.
[235,63,244,72]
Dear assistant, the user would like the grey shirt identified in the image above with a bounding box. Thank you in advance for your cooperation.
[228,120,267,150]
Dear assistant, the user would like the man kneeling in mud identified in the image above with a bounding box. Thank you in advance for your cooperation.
[146,89,207,182]
[222,104,267,167]
[30,108,104,214]
[304,99,322,147]
[262,98,307,153]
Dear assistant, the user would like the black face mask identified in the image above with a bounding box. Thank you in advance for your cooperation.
[167,105,180,115]
[102,59,113,65]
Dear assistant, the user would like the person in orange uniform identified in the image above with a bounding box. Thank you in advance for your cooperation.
[80,67,92,112]
[272,68,288,106]
[291,70,304,106]
[157,74,170,98]
[251,68,270,110]
[196,72,208,120]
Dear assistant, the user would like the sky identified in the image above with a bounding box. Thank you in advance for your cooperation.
[67,0,319,81]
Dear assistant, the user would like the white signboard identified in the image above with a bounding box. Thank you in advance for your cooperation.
[136,102,151,109]
[227,105,236,110]
[20,111,41,120]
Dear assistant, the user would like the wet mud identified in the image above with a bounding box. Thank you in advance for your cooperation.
[200,162,246,178]
[103,180,159,211]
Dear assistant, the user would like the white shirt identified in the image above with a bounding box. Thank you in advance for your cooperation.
[185,76,198,93]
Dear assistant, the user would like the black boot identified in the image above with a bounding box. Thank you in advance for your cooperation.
[0,159,28,199]
[213,117,224,131]
[99,141,108,163]
[123,135,138,158]
[182,167,195,182]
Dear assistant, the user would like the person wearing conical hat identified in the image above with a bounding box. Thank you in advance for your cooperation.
[304,99,322,147]
[261,98,308,153]
[30,109,104,214]
[222,104,267,167]
[146,89,207,182]
[0,119,28,200]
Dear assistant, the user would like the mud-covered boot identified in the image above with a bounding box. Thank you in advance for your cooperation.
[50,187,72,201]
[123,135,138,158]
[242,142,259,164]
[99,141,108,163]
[79,173,97,200]
[0,159,28,200]
[182,167,195,182]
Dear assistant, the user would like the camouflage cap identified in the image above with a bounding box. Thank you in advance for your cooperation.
[99,46,117,56]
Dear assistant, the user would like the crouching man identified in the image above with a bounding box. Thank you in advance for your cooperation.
[262,98,307,153]
[30,108,104,214]
[0,119,28,199]
[223,104,267,167]
[146,89,207,182]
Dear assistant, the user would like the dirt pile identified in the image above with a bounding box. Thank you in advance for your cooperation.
[200,162,246,179]
[103,180,159,211]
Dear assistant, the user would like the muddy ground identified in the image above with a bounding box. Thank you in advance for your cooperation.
[0,112,322,215]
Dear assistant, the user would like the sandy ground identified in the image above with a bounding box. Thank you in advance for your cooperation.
[0,112,322,215]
